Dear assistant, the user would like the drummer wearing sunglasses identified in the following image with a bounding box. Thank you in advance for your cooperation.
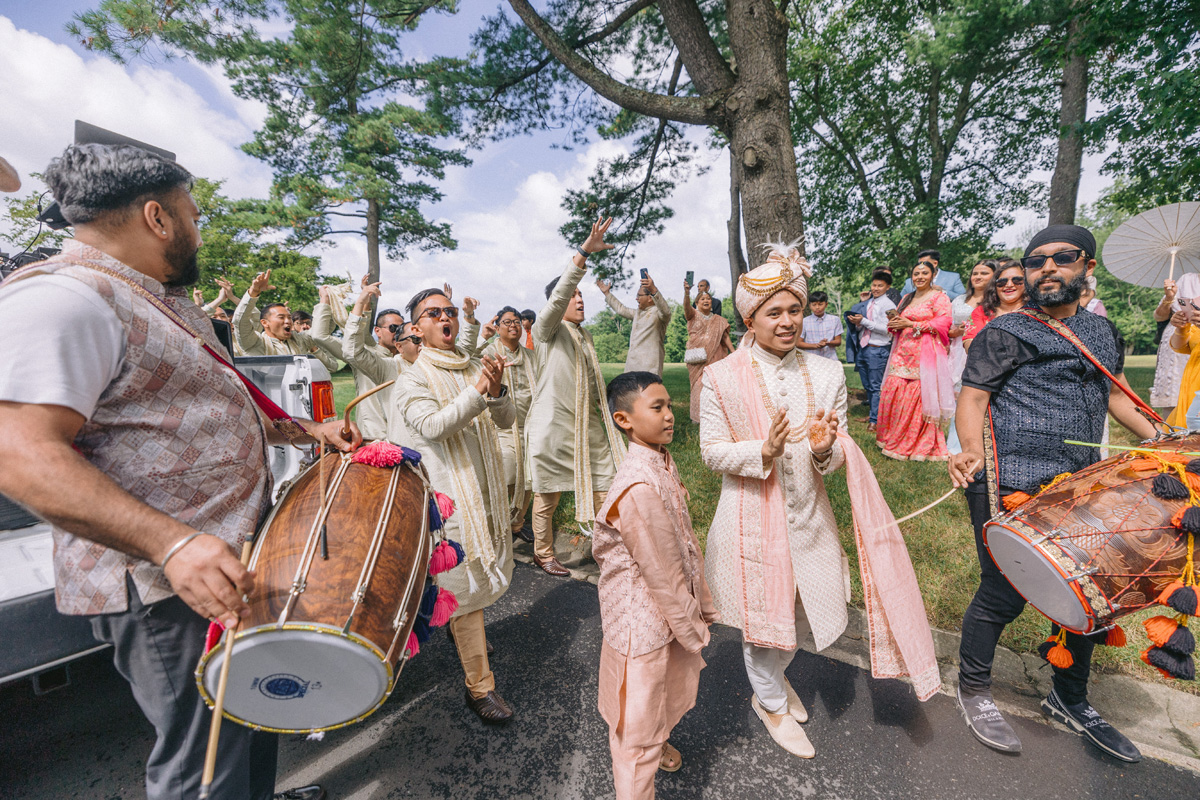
[948,224,1157,764]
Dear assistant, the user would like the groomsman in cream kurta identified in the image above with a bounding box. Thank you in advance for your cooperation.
[597,272,671,375]
[700,244,939,760]
[393,287,517,724]
[525,217,628,577]
[231,269,341,372]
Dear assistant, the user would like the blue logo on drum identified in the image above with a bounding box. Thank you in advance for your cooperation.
[256,673,309,700]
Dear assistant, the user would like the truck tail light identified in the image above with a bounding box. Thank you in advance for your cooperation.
[311,380,336,422]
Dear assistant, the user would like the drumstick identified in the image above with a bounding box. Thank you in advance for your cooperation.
[341,379,396,437]
[892,487,958,525]
[198,534,256,799]
[1063,440,1200,457]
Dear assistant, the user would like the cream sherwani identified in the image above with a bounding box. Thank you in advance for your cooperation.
[605,290,671,375]
[393,348,516,617]
[526,262,622,495]
[481,338,538,490]
[232,291,341,373]
[334,311,399,441]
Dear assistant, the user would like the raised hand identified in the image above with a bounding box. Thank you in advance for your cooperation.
[581,215,616,255]
[462,296,479,323]
[1164,278,1178,304]
[318,284,330,304]
[214,277,235,303]
[358,281,382,303]
[192,287,204,305]
[810,408,838,454]
[475,354,505,397]
[481,315,499,340]
[248,270,276,298]
[443,282,454,301]
[761,407,790,464]
[642,275,657,296]
[595,278,613,294]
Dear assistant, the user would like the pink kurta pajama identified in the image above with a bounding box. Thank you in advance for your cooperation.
[594,443,716,800]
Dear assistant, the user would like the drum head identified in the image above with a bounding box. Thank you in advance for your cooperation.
[201,624,390,733]
[985,524,1091,632]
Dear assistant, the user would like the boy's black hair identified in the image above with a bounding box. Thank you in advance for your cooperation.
[606,371,664,422]
[808,290,828,304]
[870,270,893,286]
[520,308,536,322]
[917,249,941,263]
[290,309,312,323]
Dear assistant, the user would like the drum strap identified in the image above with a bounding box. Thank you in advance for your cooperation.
[1016,309,1164,426]
[31,258,310,443]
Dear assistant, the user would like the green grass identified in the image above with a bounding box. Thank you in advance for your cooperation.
[333,360,1194,691]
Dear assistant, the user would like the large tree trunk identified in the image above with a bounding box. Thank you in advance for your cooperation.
[1048,16,1089,226]
[727,148,749,328]
[366,197,381,318]
[724,0,805,259]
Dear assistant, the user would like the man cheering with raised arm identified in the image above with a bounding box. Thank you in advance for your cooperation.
[0,143,358,800]
[232,269,341,373]
[526,217,627,576]
[948,224,1157,763]
[597,270,671,376]
[393,286,517,724]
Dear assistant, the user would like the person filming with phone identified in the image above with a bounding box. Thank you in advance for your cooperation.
[596,268,671,376]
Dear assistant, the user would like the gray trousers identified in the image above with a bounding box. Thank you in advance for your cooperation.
[89,579,277,800]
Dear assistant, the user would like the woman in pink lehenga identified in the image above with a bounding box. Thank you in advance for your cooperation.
[875,262,955,461]
[683,281,734,423]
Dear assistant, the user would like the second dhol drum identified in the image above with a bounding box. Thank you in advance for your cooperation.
[197,450,433,733]
[984,436,1194,635]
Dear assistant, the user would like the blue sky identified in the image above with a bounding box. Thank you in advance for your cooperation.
[0,2,1109,315]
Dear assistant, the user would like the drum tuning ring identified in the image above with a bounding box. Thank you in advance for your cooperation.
[1065,567,1099,583]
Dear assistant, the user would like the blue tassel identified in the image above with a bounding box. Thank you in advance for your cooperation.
[428,496,443,531]
[449,539,465,564]
[412,616,431,644]
[401,446,422,464]
[418,582,438,621]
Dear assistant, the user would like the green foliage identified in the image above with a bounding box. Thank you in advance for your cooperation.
[665,300,687,362]
[72,0,468,263]
[788,0,1057,286]
[0,179,67,254]
[585,307,631,363]
[191,178,323,312]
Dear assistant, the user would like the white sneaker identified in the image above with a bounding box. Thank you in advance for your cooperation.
[752,695,815,758]
[783,679,809,723]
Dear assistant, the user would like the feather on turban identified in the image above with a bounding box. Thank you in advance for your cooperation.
[736,239,814,320]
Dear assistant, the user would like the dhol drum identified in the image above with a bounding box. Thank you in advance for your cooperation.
[984,437,1193,635]
[196,451,433,733]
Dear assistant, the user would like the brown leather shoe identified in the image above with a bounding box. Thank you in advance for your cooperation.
[466,688,514,724]
[534,555,570,577]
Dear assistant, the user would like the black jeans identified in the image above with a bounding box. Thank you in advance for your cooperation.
[957,487,1094,705]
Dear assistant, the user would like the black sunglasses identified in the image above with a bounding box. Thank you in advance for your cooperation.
[995,276,1025,287]
[1020,249,1086,270]
[396,334,421,346]
[418,306,459,320]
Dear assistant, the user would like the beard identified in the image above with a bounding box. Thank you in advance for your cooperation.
[1027,269,1087,308]
[163,234,201,287]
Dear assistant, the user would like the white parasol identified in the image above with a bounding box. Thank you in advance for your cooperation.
[1102,202,1200,287]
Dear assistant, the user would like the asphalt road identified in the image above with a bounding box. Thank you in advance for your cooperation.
[2,563,1197,800]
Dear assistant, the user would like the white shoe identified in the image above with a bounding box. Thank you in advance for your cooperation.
[752,695,815,758]
[783,679,809,723]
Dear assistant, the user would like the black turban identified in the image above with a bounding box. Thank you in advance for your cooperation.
[1023,224,1097,259]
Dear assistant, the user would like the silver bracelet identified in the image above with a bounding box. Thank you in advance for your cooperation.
[160,532,203,570]
[575,246,589,259]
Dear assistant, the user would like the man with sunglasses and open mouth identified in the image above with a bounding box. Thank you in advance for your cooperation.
[948,224,1158,763]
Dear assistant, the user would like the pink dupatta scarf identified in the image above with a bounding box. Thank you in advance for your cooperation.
[711,348,940,701]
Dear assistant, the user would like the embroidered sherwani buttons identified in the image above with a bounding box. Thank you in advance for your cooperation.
[784,466,794,475]
[780,388,788,396]
[784,451,793,460]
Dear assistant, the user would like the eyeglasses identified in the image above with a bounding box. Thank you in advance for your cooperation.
[995,276,1025,288]
[1020,249,1085,270]
[498,318,522,328]
[397,334,421,346]
[417,306,459,321]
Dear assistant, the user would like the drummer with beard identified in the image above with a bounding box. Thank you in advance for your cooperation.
[948,224,1158,762]
[0,144,358,799]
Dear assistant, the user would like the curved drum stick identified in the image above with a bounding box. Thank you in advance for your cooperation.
[341,379,396,437]
[198,534,256,800]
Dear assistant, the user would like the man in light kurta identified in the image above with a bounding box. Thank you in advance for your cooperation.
[482,306,540,542]
[594,372,716,800]
[701,243,939,759]
[598,273,671,375]
[231,269,341,372]
[526,217,627,576]
[393,287,517,724]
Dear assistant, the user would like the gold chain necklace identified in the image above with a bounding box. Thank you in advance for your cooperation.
[750,349,817,443]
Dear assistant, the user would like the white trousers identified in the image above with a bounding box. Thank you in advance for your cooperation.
[741,594,812,715]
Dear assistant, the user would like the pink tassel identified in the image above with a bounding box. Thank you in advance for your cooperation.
[430,588,459,627]
[428,540,459,575]
[351,440,408,468]
[205,620,225,653]
[405,631,420,658]
[434,491,456,521]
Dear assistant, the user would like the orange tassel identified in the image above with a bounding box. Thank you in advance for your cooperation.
[1170,508,1188,528]
[1104,624,1127,647]
[1157,580,1187,606]
[1003,491,1032,511]
[1185,472,1200,494]
[1140,646,1176,680]
[1045,628,1074,668]
[1144,615,1179,648]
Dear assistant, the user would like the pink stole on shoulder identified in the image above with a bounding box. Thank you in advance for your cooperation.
[709,348,940,701]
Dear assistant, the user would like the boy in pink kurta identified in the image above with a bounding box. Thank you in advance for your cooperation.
[593,371,717,800]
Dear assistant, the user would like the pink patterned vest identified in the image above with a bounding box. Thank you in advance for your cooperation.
[593,444,703,656]
[2,243,271,614]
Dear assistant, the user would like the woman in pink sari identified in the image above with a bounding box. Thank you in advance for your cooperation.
[875,261,954,461]
[683,281,734,423]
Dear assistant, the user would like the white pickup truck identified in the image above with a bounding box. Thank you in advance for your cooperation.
[0,351,337,691]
